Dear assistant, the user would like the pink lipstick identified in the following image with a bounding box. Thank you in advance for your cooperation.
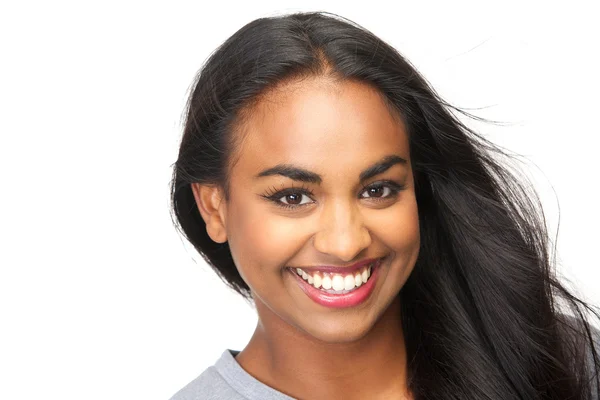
[288,257,385,308]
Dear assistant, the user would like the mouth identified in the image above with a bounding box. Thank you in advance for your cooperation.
[287,256,386,309]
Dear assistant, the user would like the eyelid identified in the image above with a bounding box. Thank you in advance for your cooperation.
[360,180,405,196]
[261,183,315,199]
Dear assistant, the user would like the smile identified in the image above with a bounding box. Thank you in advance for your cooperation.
[288,257,385,308]
[294,263,373,293]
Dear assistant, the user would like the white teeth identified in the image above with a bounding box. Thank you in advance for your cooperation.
[293,260,378,293]
[344,275,355,290]
[354,271,363,287]
[332,275,345,291]
[313,274,322,288]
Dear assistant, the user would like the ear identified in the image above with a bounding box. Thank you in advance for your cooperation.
[191,183,228,244]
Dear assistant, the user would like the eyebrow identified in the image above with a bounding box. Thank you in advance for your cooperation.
[254,155,408,184]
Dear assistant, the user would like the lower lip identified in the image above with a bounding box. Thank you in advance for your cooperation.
[289,258,384,309]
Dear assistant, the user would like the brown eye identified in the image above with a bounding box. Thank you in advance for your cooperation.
[261,185,316,210]
[273,191,314,209]
[280,193,309,206]
[360,184,394,199]
[367,186,386,198]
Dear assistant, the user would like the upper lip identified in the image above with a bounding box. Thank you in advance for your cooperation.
[290,257,384,274]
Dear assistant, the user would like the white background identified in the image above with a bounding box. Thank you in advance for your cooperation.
[1,1,598,399]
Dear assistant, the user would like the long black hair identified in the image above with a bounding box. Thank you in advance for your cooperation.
[170,11,600,399]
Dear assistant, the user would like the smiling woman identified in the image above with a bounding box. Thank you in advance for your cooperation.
[191,78,421,348]
[169,11,600,400]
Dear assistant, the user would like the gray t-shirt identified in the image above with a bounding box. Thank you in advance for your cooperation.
[170,325,600,400]
[169,350,293,400]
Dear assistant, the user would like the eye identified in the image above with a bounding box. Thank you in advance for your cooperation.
[278,192,313,208]
[360,184,393,199]
[360,180,405,201]
[261,184,315,210]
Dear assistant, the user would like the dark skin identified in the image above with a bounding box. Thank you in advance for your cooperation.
[193,77,419,399]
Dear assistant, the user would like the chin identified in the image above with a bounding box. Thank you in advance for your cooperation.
[299,315,378,344]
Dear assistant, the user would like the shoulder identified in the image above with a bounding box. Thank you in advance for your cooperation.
[168,358,246,400]
[168,349,295,400]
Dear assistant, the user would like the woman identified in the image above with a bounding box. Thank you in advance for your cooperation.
[169,11,600,400]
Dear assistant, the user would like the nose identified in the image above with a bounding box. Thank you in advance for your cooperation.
[312,198,372,262]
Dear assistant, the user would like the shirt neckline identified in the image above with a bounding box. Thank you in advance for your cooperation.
[214,349,296,400]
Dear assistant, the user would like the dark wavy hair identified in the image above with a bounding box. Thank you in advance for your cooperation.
[170,11,600,399]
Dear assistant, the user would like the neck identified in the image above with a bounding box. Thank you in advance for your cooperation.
[236,295,411,400]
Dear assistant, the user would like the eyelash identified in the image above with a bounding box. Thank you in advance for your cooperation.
[261,180,406,211]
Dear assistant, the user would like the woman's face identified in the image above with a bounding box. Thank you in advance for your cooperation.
[195,78,420,343]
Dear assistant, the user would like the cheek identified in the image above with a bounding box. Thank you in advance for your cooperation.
[369,195,420,252]
[226,201,308,286]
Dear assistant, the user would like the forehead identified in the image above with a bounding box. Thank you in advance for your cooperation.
[232,78,409,182]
